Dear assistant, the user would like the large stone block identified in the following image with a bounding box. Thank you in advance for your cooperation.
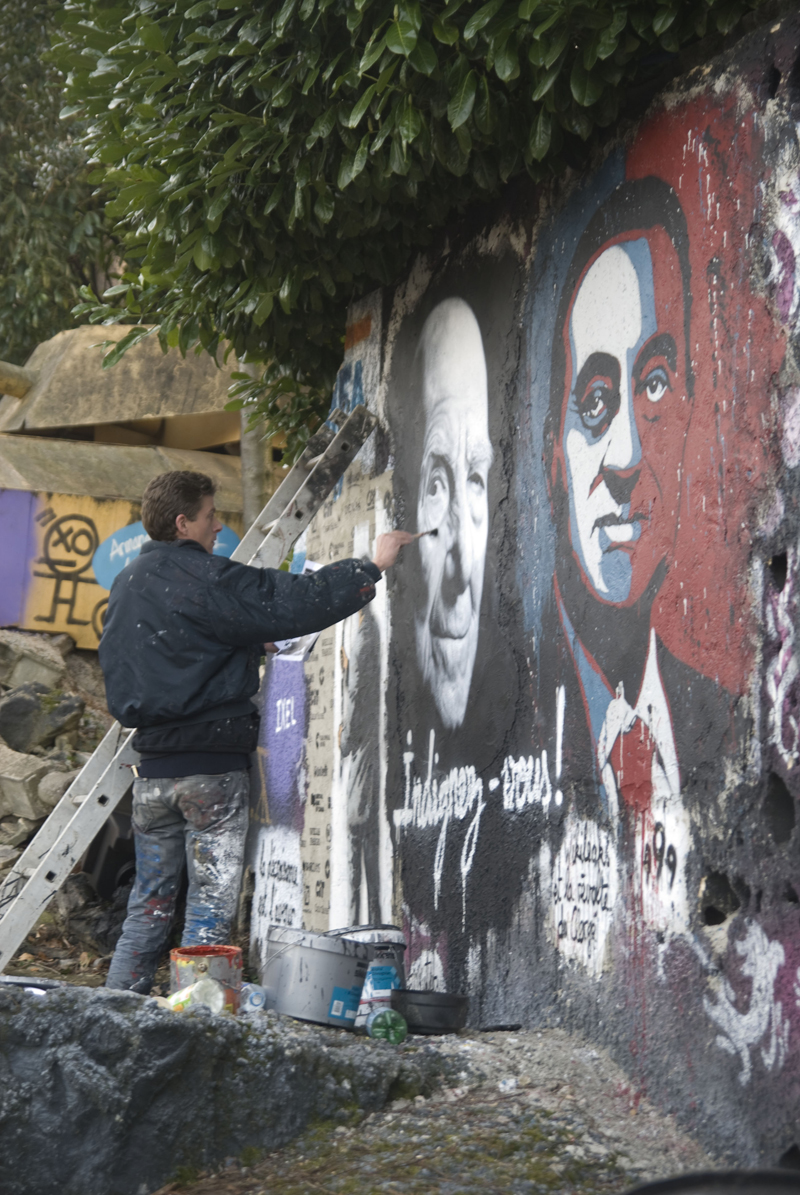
[0,743,50,819]
[0,683,84,753]
[37,768,80,812]
[0,631,65,690]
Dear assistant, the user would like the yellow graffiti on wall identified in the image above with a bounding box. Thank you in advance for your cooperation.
[19,492,243,650]
[21,494,138,650]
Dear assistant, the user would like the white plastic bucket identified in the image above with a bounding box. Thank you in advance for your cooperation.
[261,925,372,1028]
[335,925,407,1029]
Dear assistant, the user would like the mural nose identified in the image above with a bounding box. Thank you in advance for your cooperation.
[604,384,642,474]
[603,466,640,507]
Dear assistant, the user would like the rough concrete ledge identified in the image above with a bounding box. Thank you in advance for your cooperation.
[0,986,455,1195]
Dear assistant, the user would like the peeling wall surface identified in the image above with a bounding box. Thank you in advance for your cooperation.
[250,18,800,1165]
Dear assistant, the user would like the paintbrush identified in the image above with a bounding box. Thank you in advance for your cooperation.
[413,528,438,538]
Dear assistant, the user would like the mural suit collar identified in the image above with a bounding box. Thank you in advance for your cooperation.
[554,584,680,819]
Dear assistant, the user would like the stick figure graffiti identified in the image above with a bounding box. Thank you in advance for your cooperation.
[33,511,100,628]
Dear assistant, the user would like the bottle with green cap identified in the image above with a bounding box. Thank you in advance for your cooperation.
[366,1007,408,1044]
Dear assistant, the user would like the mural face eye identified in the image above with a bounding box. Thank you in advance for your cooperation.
[574,375,616,436]
[424,462,450,526]
[467,467,487,522]
[640,364,670,404]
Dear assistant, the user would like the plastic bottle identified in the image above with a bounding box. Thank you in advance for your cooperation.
[166,976,226,1013]
[239,982,269,1014]
[366,1007,408,1044]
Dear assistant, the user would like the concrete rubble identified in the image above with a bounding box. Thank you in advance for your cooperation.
[0,742,50,820]
[0,630,66,690]
[0,682,84,754]
[0,629,112,885]
[0,985,455,1195]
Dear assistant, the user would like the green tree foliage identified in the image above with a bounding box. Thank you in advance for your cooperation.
[0,1,111,365]
[55,0,761,454]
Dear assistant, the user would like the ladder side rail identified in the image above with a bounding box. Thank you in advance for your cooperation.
[0,734,138,967]
[233,423,336,563]
[247,406,377,571]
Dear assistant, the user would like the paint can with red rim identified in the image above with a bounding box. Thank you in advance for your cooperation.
[169,944,243,1014]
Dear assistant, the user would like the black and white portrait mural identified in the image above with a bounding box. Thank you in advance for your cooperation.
[411,298,492,732]
[386,254,522,983]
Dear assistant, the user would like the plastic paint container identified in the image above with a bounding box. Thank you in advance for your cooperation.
[335,925,407,1030]
[169,944,243,1013]
[261,925,372,1028]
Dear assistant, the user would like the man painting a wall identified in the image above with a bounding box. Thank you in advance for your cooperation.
[99,469,412,992]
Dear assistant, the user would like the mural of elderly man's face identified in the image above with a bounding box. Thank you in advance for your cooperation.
[556,228,691,607]
[414,299,492,730]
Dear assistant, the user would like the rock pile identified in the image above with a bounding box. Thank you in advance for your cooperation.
[0,630,113,885]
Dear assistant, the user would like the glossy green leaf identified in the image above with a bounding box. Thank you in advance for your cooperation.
[359,32,387,73]
[253,290,274,326]
[397,99,422,143]
[652,7,677,36]
[386,19,418,56]
[494,40,519,81]
[529,106,551,160]
[314,189,334,224]
[398,1,423,33]
[101,326,152,368]
[408,37,437,75]
[570,59,604,107]
[464,0,505,41]
[136,20,165,53]
[432,15,459,44]
[347,83,377,127]
[447,69,477,129]
[531,60,562,100]
[474,75,496,134]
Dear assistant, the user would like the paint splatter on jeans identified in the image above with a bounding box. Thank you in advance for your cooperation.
[106,771,249,992]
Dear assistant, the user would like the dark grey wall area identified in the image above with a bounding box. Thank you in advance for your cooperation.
[370,13,800,1168]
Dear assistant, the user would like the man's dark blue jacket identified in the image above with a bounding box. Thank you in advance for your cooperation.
[99,538,381,755]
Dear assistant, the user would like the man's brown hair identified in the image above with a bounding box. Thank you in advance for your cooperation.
[141,471,216,542]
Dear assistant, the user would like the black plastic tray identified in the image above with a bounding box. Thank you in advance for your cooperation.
[391,988,468,1034]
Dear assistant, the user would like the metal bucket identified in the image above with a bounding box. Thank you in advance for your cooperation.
[334,925,407,1029]
[169,944,243,1013]
[260,925,372,1028]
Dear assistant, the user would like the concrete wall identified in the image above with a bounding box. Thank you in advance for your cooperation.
[250,15,800,1164]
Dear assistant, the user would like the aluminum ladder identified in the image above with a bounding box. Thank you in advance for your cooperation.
[0,404,377,968]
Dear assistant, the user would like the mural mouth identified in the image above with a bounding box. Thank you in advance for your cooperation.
[593,511,647,533]
[594,512,647,547]
[430,600,473,640]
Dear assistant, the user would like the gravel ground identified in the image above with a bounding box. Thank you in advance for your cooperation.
[150,1025,713,1195]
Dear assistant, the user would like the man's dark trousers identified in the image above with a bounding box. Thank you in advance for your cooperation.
[105,771,249,992]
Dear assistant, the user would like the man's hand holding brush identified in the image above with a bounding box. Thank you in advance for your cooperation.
[372,528,437,572]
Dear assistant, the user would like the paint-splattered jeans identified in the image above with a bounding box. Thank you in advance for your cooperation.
[105,771,249,993]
